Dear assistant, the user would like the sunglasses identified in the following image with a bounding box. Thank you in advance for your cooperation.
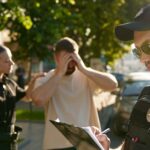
[132,42,150,58]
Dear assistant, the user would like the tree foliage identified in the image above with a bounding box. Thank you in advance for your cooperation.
[0,0,149,67]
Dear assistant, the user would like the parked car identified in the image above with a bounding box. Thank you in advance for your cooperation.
[111,72,125,88]
[112,72,150,135]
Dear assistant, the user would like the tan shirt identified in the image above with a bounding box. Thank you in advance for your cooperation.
[34,69,101,150]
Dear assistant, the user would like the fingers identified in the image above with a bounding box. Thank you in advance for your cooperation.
[91,126,101,135]
[62,53,72,63]
[60,52,73,65]
[30,73,46,83]
[59,52,78,67]
[55,52,72,75]
[71,52,81,62]
[71,53,86,71]
[97,134,110,143]
[90,126,110,150]
[56,51,85,75]
[96,134,110,150]
[36,72,46,78]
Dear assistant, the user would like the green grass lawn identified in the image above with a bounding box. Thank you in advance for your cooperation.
[16,109,44,121]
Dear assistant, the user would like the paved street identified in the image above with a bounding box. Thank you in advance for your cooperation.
[17,121,44,150]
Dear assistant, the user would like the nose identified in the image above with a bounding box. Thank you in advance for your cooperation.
[10,59,15,66]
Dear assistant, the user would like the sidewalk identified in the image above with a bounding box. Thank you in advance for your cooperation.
[17,121,44,150]
[16,101,44,150]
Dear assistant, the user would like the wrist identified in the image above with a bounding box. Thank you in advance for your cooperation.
[79,66,88,74]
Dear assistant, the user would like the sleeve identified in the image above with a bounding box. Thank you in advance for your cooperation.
[5,77,26,102]
[15,84,26,102]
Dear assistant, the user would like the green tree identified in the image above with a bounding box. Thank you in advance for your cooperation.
[0,0,149,69]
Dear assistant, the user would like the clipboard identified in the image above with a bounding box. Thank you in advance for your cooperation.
[50,120,104,150]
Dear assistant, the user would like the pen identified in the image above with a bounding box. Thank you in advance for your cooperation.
[101,128,111,134]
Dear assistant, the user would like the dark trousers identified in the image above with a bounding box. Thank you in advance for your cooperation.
[0,125,20,150]
[0,141,17,150]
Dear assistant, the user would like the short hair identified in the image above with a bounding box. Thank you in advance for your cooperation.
[54,37,79,53]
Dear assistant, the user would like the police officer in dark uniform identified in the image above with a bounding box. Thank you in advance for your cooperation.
[0,45,40,150]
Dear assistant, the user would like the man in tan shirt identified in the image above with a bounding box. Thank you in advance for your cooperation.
[31,37,118,150]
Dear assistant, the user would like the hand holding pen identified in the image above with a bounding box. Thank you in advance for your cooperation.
[91,126,111,150]
[98,128,111,150]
